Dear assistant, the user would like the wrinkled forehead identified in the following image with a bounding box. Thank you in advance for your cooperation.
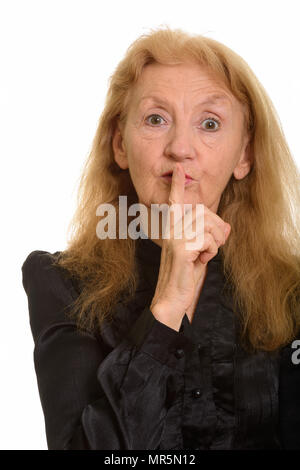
[137,61,222,90]
[121,61,250,137]
[128,62,239,112]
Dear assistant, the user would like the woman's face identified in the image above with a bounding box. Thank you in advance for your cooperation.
[113,61,251,217]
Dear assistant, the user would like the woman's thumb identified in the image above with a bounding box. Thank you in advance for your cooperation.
[224,223,231,238]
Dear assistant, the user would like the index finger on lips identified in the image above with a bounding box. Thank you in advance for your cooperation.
[167,163,186,241]
[168,163,185,214]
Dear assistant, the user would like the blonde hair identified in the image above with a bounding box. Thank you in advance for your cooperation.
[53,26,300,353]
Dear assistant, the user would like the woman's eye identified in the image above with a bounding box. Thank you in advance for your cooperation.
[201,117,220,131]
[145,114,165,126]
[145,114,220,130]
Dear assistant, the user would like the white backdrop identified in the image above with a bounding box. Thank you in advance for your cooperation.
[0,0,299,450]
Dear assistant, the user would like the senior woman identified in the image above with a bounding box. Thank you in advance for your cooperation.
[22,27,300,450]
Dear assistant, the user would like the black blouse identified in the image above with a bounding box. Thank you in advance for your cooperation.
[21,236,299,450]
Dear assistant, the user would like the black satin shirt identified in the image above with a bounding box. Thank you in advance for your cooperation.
[21,236,300,450]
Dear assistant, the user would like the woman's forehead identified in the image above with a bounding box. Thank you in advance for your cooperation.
[130,62,233,107]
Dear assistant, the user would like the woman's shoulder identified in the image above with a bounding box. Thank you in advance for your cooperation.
[22,249,61,273]
[21,249,80,343]
[22,249,70,295]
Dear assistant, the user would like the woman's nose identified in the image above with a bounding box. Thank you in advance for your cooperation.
[164,122,196,160]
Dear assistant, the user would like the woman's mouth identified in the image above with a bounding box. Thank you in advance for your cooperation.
[161,175,194,185]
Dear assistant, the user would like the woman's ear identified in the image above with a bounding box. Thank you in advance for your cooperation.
[112,123,128,170]
[233,138,253,180]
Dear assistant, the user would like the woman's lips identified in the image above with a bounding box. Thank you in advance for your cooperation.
[161,175,194,185]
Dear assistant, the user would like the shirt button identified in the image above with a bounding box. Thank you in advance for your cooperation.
[174,348,185,359]
[192,388,202,398]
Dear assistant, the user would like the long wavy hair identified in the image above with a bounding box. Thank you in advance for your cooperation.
[52,26,300,353]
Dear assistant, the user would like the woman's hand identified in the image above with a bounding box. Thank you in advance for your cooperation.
[150,162,231,331]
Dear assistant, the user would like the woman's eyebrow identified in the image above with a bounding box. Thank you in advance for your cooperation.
[138,93,232,109]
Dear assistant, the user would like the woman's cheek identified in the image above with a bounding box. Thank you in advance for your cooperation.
[199,133,225,151]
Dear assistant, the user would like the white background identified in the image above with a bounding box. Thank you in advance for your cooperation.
[0,0,299,450]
